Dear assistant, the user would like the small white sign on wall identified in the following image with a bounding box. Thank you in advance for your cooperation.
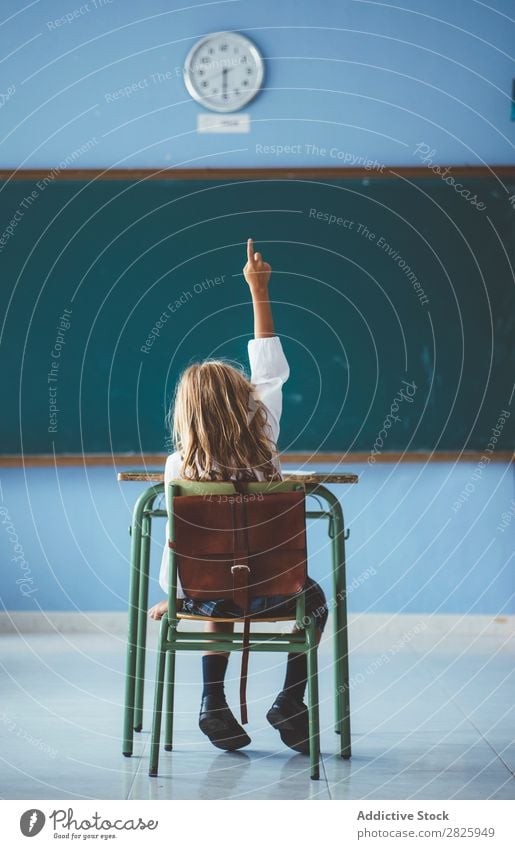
[197,113,250,133]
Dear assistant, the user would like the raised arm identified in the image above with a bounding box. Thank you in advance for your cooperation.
[243,237,274,338]
[243,238,289,443]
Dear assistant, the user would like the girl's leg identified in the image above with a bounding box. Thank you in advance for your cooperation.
[283,580,327,704]
[203,620,234,652]
[201,621,234,702]
[267,580,327,753]
[282,625,322,703]
[199,620,251,751]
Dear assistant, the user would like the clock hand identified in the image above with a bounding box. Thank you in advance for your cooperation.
[195,62,239,90]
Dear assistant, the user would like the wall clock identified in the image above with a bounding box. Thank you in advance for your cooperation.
[183,31,265,113]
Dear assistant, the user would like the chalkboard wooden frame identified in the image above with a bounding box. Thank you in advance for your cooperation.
[2,166,514,181]
[0,452,511,466]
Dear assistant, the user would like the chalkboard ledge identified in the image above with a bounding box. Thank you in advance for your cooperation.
[0,452,512,467]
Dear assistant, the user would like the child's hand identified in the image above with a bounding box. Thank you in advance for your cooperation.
[243,238,271,293]
[148,600,168,620]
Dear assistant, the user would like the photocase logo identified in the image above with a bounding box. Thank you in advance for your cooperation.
[20,809,46,837]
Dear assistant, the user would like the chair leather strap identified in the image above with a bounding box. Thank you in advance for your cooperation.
[231,564,250,724]
[240,614,251,725]
[232,497,248,568]
[231,486,251,724]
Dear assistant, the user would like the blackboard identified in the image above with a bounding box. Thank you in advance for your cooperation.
[1,173,514,454]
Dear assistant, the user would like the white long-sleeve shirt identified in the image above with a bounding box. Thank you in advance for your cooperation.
[158,336,290,595]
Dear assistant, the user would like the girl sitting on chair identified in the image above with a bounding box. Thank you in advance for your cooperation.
[149,238,328,753]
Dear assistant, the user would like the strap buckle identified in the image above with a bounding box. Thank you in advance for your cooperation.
[231,564,250,574]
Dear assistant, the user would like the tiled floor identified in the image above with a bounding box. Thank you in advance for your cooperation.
[0,620,514,800]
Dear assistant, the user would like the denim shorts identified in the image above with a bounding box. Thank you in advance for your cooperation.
[181,576,329,632]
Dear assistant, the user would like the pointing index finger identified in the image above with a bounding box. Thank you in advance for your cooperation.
[247,238,254,264]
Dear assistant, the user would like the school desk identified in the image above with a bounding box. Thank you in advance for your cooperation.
[117,470,358,759]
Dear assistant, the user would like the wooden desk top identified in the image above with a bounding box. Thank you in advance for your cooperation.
[117,470,359,484]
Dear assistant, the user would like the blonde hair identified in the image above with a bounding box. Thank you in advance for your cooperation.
[169,360,281,482]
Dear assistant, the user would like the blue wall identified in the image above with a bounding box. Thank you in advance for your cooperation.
[1,462,513,614]
[1,0,514,169]
[1,2,513,615]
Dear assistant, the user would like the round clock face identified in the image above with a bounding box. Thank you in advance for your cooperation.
[183,31,264,113]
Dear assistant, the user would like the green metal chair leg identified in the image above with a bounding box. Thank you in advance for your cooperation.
[334,603,350,757]
[331,498,351,759]
[149,617,168,777]
[122,497,144,756]
[164,647,176,751]
[306,619,321,781]
[123,484,164,755]
[306,484,351,759]
[330,519,344,738]
[134,513,151,732]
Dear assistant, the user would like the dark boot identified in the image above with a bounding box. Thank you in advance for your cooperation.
[199,695,251,751]
[267,690,310,754]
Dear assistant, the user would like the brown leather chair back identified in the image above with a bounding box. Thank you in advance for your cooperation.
[172,490,307,606]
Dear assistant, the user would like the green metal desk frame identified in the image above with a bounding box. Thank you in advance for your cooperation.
[122,480,352,760]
